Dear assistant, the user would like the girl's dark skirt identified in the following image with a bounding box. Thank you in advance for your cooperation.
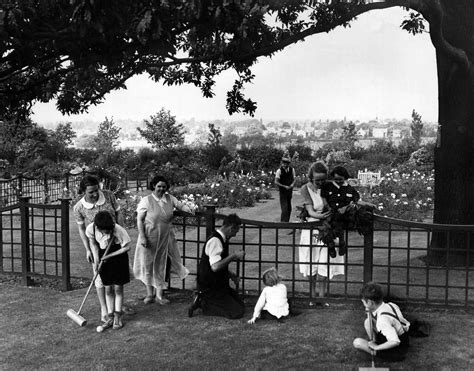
[99,243,130,286]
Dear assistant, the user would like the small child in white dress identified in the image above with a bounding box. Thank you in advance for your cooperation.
[248,267,290,324]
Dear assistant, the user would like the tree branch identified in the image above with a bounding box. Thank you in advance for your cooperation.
[422,0,471,71]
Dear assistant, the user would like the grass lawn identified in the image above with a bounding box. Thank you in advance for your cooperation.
[0,281,473,370]
[1,190,474,369]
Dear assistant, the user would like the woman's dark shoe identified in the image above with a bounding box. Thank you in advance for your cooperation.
[143,295,155,304]
[188,291,202,318]
[156,297,170,305]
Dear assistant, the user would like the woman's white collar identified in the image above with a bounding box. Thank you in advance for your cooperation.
[81,191,106,209]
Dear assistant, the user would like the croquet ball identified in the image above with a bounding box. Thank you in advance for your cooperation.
[96,326,104,333]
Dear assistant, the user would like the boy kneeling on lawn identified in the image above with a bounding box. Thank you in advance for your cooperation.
[353,282,410,362]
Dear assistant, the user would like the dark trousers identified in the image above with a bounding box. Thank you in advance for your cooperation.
[201,286,245,319]
[279,188,293,222]
[375,331,410,362]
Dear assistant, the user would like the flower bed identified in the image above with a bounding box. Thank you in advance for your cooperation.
[359,168,434,221]
[117,174,272,229]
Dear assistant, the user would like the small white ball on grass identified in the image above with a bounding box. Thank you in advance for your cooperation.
[96,325,104,333]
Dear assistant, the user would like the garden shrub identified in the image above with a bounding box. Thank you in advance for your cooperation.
[408,142,435,170]
[287,144,314,162]
[237,146,283,171]
[200,145,230,170]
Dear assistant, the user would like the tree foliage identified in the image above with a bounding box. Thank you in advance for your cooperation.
[137,108,184,150]
[340,121,358,151]
[0,0,442,119]
[52,122,76,148]
[207,123,222,147]
[410,109,423,147]
[94,116,121,152]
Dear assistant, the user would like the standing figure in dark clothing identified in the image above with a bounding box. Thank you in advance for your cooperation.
[189,214,246,319]
[275,156,296,222]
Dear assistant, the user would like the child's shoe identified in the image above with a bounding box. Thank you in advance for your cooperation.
[327,240,337,258]
[338,239,347,256]
[113,311,124,329]
[100,313,114,330]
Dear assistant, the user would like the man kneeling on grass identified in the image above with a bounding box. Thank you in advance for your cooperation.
[353,282,410,362]
[188,214,245,319]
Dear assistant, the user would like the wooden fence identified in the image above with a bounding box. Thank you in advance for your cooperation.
[0,197,71,290]
[0,171,149,206]
[172,208,474,309]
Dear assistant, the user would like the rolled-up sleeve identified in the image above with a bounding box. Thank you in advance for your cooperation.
[205,237,223,266]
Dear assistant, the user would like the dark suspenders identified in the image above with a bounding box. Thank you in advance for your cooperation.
[380,303,408,327]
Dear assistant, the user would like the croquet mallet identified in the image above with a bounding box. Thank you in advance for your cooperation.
[66,236,115,327]
[359,310,390,371]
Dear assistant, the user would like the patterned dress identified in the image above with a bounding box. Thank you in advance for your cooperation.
[73,190,121,288]
[133,193,189,289]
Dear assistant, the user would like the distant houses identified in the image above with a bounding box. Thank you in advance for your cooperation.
[69,116,437,152]
[372,127,388,138]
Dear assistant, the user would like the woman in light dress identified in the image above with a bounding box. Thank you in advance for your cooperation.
[299,161,345,302]
[133,175,194,305]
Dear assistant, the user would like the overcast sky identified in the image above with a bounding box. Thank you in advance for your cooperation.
[32,7,438,125]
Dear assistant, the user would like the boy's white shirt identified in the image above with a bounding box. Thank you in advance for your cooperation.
[373,302,410,343]
[205,229,226,266]
[252,283,290,319]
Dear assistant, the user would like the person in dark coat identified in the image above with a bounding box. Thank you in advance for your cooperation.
[322,165,360,256]
[275,156,296,222]
[188,214,246,319]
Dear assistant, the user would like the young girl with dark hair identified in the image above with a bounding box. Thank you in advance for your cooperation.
[86,211,131,331]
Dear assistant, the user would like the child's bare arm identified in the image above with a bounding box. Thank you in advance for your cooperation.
[102,241,130,261]
[248,290,266,324]
[88,238,100,268]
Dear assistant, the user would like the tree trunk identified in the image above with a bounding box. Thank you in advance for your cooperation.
[429,1,474,265]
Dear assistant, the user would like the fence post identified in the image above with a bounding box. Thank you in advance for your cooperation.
[43,173,50,204]
[204,205,216,239]
[17,172,23,197]
[64,172,70,191]
[60,197,72,291]
[363,228,374,283]
[20,196,33,286]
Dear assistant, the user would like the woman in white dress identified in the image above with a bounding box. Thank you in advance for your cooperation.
[299,161,345,301]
